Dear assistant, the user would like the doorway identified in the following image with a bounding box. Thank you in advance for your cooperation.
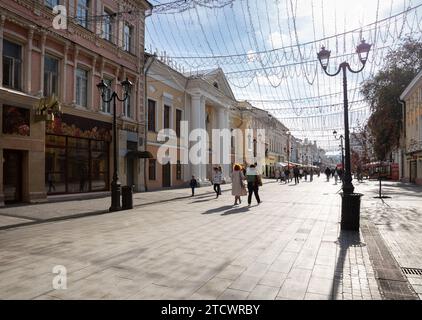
[162,163,171,188]
[127,157,134,187]
[3,149,23,203]
[410,160,417,183]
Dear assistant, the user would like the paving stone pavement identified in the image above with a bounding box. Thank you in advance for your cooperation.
[0,176,417,300]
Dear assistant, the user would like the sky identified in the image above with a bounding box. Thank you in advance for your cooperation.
[145,0,422,153]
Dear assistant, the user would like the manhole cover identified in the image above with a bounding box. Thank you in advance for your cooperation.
[402,267,422,276]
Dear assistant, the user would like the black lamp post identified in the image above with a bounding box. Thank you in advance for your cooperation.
[333,130,345,171]
[318,40,371,194]
[318,39,371,230]
[97,77,133,212]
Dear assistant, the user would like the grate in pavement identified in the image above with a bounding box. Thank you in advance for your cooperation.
[402,267,422,276]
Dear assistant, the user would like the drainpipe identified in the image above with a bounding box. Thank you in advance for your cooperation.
[398,98,406,181]
[143,54,156,192]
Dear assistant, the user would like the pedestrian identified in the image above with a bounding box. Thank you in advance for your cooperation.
[310,168,314,182]
[218,166,223,195]
[334,168,339,185]
[284,167,290,184]
[190,175,198,196]
[293,166,300,184]
[47,172,55,193]
[304,169,308,182]
[275,168,280,182]
[212,167,222,198]
[325,167,331,182]
[299,167,303,180]
[246,164,262,206]
[231,164,247,205]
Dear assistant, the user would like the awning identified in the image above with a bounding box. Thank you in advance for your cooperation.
[125,150,154,159]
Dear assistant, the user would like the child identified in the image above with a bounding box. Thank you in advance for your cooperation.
[190,176,198,196]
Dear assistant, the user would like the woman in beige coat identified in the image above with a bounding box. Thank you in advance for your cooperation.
[231,164,246,205]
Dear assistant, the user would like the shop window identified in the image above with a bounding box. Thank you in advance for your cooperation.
[3,39,22,91]
[2,106,30,136]
[149,159,156,180]
[44,55,59,97]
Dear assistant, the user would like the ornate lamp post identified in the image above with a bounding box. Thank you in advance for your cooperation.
[97,78,133,212]
[333,130,345,171]
[318,39,371,230]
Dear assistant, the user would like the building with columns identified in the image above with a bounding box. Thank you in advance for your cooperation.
[145,57,236,190]
[0,0,151,206]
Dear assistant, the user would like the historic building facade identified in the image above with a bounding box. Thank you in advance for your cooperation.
[0,0,151,206]
[400,69,422,185]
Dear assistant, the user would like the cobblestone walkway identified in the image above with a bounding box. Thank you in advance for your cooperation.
[0,177,415,300]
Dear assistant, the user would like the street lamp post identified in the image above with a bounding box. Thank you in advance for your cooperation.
[97,78,133,212]
[318,39,371,230]
[333,130,345,171]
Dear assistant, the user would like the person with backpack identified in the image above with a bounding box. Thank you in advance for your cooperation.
[246,164,262,206]
[190,176,198,196]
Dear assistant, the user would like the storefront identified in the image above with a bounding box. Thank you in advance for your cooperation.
[45,114,111,195]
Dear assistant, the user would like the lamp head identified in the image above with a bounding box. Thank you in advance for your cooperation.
[333,130,337,136]
[356,39,371,64]
[317,46,331,70]
[96,79,108,97]
[121,77,133,94]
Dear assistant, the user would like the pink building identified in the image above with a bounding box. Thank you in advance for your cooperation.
[0,0,152,206]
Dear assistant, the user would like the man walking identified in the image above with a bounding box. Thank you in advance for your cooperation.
[190,175,198,196]
[246,164,261,206]
[212,167,222,198]
[293,166,300,184]
[325,167,331,182]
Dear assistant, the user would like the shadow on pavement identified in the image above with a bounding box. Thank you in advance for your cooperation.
[221,206,251,216]
[203,206,234,215]
[330,230,364,300]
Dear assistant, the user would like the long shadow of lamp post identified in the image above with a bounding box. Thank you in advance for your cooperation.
[97,78,133,212]
[317,40,371,231]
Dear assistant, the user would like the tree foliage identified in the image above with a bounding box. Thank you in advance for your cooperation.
[361,38,422,160]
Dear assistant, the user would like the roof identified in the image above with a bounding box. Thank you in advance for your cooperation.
[400,69,422,100]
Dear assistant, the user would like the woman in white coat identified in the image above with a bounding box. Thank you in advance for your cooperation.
[231,164,246,205]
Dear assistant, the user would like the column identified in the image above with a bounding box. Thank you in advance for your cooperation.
[72,45,79,105]
[91,55,97,110]
[26,26,34,94]
[190,94,207,182]
[39,31,46,96]
[62,42,70,103]
[217,107,231,181]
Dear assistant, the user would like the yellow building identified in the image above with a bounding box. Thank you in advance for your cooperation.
[400,69,422,185]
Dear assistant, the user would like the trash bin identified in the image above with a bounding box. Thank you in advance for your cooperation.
[121,185,134,210]
[340,193,363,231]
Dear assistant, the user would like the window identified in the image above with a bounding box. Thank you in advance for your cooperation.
[148,99,156,132]
[77,0,89,28]
[149,159,156,180]
[45,0,59,8]
[3,39,22,90]
[176,109,182,137]
[176,161,182,180]
[102,9,113,42]
[123,88,131,118]
[123,23,133,52]
[76,68,88,107]
[44,55,59,97]
[101,78,112,113]
[164,105,170,129]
